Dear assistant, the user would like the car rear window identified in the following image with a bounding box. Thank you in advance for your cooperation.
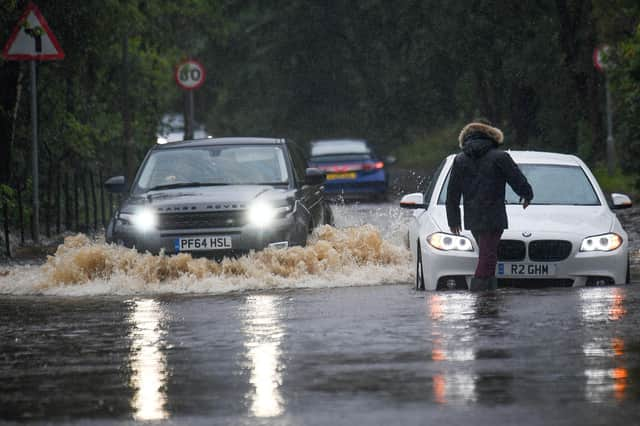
[437,164,601,206]
[310,140,371,157]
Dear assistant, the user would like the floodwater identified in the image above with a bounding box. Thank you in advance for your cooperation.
[1,203,639,425]
[0,204,412,296]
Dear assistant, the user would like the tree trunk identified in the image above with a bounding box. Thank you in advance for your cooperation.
[99,169,106,228]
[1,63,22,187]
[108,192,114,223]
[74,172,79,232]
[2,199,10,258]
[90,171,98,231]
[17,186,24,244]
[30,186,37,243]
[64,172,71,231]
[473,68,495,122]
[45,164,52,238]
[554,0,602,157]
[82,172,90,232]
[121,34,136,181]
[55,171,61,235]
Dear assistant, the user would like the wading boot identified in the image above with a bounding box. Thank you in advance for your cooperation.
[470,278,489,291]
[487,277,498,291]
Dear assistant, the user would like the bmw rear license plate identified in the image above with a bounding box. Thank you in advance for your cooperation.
[175,236,232,251]
[496,263,556,276]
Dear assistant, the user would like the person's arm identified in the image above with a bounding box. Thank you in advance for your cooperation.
[496,153,533,207]
[446,158,463,234]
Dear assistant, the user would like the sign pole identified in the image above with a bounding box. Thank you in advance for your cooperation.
[605,74,615,177]
[175,59,205,140]
[593,46,615,177]
[30,60,39,243]
[188,90,195,139]
[3,3,65,243]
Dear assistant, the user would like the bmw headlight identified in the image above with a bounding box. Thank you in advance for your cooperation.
[247,201,293,227]
[119,208,157,232]
[427,232,474,251]
[580,233,622,252]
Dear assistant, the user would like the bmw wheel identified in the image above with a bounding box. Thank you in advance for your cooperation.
[416,242,425,291]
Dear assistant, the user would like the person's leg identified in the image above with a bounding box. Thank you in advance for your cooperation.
[475,231,502,278]
[471,231,503,291]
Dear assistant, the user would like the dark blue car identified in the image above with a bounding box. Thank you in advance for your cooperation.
[308,139,393,201]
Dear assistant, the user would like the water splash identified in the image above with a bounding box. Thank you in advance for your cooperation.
[0,224,411,296]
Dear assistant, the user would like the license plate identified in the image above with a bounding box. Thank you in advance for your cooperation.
[175,236,232,251]
[326,172,357,180]
[496,263,556,276]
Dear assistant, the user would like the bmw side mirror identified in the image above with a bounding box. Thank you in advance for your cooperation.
[400,193,427,209]
[611,193,632,210]
[305,168,326,186]
[104,175,127,193]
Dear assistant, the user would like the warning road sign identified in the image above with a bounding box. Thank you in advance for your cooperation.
[2,3,65,61]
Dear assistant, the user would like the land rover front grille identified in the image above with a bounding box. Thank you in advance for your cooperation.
[157,211,247,230]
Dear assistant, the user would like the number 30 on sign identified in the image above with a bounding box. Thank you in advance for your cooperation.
[175,59,206,90]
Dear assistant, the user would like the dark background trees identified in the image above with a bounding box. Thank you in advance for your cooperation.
[1,0,639,247]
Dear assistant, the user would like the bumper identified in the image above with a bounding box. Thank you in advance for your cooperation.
[109,215,302,257]
[324,170,387,197]
[419,237,629,291]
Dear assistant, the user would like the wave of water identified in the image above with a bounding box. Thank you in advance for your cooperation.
[0,204,412,296]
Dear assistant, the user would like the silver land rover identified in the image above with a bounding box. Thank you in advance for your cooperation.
[105,137,333,257]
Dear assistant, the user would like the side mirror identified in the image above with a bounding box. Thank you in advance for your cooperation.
[384,155,397,165]
[305,168,326,186]
[104,175,127,193]
[611,193,632,210]
[400,193,427,209]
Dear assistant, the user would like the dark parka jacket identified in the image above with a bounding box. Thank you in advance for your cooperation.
[446,123,533,232]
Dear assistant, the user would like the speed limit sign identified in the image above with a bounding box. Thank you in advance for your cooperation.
[175,59,206,90]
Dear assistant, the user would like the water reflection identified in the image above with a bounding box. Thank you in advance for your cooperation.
[428,294,476,404]
[580,288,628,403]
[243,295,285,417]
[128,299,169,421]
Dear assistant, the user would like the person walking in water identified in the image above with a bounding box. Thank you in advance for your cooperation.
[446,120,534,291]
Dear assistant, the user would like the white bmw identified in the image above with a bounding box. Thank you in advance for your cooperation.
[400,151,633,290]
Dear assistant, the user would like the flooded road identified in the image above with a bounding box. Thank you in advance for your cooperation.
[1,203,639,424]
[2,286,640,425]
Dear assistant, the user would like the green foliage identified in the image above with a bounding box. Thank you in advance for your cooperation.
[0,184,15,211]
[610,22,640,190]
[592,166,639,200]
[0,0,639,200]
[392,123,463,171]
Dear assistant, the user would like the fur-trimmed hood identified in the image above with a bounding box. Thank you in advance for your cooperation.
[458,122,504,148]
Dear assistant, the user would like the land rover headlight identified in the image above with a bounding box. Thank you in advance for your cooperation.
[119,208,157,232]
[248,202,277,227]
[580,233,622,252]
[248,201,293,227]
[427,232,474,251]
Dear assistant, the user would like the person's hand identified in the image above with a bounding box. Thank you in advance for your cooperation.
[450,225,461,235]
[520,197,530,209]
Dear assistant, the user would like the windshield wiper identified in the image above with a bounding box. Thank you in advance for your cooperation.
[147,182,229,191]
[247,182,289,186]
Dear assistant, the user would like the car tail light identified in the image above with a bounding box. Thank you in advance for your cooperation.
[362,161,384,171]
